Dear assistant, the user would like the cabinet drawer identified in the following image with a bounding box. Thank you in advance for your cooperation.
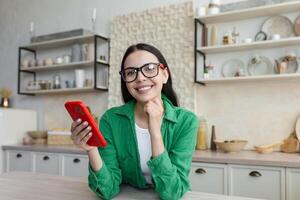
[229,165,285,200]
[286,168,300,200]
[189,162,227,194]
[35,153,59,175]
[8,151,31,172]
[63,154,88,178]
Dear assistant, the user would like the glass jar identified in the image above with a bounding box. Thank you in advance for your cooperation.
[53,74,61,89]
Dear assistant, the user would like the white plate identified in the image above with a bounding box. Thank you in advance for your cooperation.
[247,56,274,76]
[261,15,295,39]
[296,116,300,141]
[221,59,245,77]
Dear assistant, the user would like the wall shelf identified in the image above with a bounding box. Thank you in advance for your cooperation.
[20,34,108,50]
[197,37,300,54]
[197,1,300,24]
[20,86,108,95]
[20,61,94,72]
[194,1,300,86]
[198,73,300,84]
[18,34,110,95]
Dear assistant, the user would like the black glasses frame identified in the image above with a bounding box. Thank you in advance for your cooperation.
[119,62,166,83]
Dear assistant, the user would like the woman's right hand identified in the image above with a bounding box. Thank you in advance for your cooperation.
[71,119,96,152]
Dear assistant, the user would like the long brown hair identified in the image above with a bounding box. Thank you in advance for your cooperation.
[120,43,178,106]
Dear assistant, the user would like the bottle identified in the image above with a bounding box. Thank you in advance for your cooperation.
[210,125,217,151]
[210,24,218,46]
[196,120,207,150]
[204,65,210,79]
[207,61,215,79]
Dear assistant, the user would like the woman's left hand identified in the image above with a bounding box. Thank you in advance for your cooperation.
[144,97,164,136]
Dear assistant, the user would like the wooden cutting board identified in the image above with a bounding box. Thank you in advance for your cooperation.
[280,131,300,153]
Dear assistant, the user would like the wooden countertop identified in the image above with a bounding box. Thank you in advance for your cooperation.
[0,172,261,200]
[193,150,300,168]
[2,145,300,168]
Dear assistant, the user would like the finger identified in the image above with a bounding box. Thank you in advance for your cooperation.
[76,126,92,144]
[73,121,89,137]
[71,118,82,131]
[152,98,164,110]
[81,132,92,144]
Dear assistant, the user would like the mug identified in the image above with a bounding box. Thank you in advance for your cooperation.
[271,34,281,40]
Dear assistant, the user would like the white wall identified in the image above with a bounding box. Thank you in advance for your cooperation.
[1,0,293,150]
[0,0,202,129]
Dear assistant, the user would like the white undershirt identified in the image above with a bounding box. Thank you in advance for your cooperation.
[135,123,152,184]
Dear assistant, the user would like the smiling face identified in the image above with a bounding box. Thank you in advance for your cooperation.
[123,50,169,104]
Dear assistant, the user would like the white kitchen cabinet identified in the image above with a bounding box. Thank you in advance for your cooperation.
[6,150,32,172]
[4,150,88,178]
[0,108,37,174]
[62,154,88,178]
[286,168,300,200]
[228,164,285,200]
[189,162,227,195]
[34,152,60,175]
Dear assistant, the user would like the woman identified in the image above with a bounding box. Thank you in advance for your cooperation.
[70,43,199,200]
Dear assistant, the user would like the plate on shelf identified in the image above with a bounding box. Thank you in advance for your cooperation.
[296,116,300,141]
[221,59,245,77]
[261,15,295,39]
[247,56,274,76]
[294,15,300,36]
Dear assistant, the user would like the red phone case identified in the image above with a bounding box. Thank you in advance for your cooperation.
[64,101,107,147]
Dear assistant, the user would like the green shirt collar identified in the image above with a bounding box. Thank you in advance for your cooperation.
[115,93,178,123]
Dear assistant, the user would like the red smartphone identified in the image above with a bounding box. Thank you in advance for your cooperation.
[64,101,107,147]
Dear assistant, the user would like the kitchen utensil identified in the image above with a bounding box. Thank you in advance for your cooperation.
[75,70,85,88]
[214,140,248,153]
[72,44,81,62]
[44,58,53,66]
[55,57,63,64]
[63,55,71,64]
[295,116,300,141]
[36,59,44,66]
[53,74,61,89]
[294,14,300,36]
[261,15,294,39]
[27,130,47,139]
[221,59,245,77]
[21,60,29,68]
[275,56,298,74]
[254,142,283,154]
[29,59,36,67]
[280,131,300,153]
[243,38,252,43]
[247,56,274,76]
[271,34,281,40]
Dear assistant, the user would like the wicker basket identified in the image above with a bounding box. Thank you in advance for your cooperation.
[47,130,73,145]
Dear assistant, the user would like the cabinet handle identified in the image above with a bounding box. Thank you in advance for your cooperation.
[43,156,50,161]
[73,158,80,163]
[16,153,22,158]
[195,168,206,174]
[249,171,262,177]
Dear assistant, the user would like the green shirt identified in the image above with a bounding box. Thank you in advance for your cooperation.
[88,94,199,200]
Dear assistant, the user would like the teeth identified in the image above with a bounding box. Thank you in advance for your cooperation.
[137,86,151,91]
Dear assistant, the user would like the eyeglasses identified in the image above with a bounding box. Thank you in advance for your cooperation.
[119,62,166,83]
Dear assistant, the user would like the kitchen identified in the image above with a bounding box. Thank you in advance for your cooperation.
[0,0,300,199]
